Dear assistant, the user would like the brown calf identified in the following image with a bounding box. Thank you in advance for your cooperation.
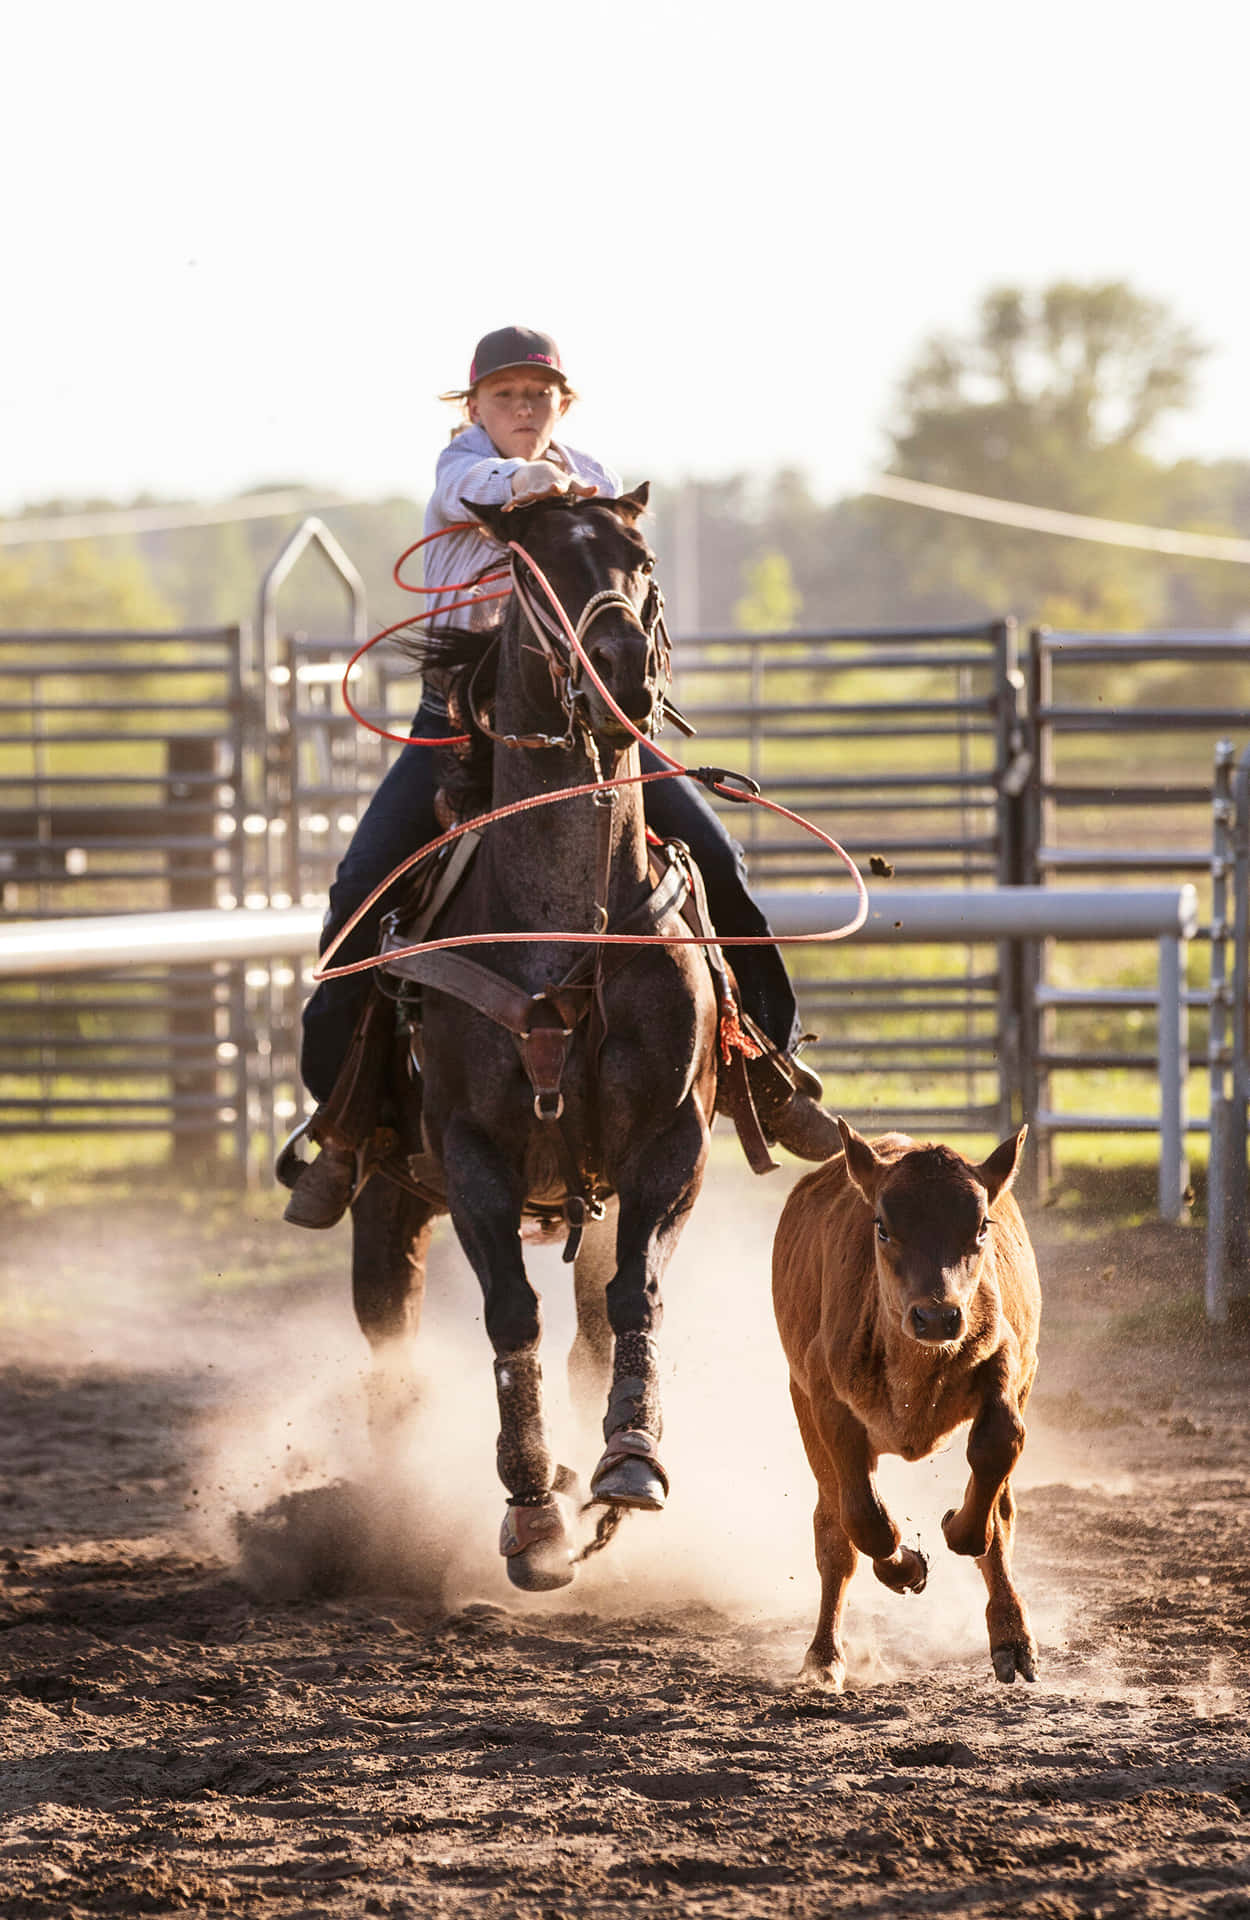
[772,1118,1041,1691]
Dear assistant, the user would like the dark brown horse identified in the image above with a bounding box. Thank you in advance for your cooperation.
[348,485,721,1590]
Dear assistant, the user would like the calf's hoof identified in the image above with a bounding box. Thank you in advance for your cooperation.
[942,1505,993,1558]
[590,1429,668,1512]
[499,1498,576,1592]
[799,1649,846,1693]
[991,1637,1038,1684]
[872,1544,928,1594]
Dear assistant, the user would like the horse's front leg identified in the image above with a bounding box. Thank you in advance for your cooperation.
[591,1096,709,1512]
[442,1114,575,1591]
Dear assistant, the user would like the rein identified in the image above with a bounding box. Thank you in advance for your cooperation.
[314,518,868,988]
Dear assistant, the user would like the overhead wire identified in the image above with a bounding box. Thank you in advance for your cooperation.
[4,477,1249,561]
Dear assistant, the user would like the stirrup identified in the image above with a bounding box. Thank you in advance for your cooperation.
[274,1114,317,1191]
[282,1143,360,1229]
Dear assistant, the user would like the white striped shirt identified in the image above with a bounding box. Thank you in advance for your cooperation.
[420,424,620,629]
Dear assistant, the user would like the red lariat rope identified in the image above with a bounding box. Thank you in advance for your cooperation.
[338,520,507,747]
[315,525,869,984]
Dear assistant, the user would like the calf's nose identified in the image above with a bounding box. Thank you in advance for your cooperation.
[909,1302,964,1344]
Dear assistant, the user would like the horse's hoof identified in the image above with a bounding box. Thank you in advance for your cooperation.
[591,1458,667,1511]
[499,1498,576,1592]
[590,1430,668,1511]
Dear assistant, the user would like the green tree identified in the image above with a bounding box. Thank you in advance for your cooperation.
[734,550,801,632]
[864,280,1212,628]
[0,537,177,628]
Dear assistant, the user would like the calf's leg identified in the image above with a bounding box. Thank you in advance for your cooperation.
[789,1380,858,1691]
[978,1478,1038,1683]
[942,1385,1026,1559]
[808,1379,928,1594]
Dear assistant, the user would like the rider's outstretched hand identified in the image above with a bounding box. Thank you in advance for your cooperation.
[507,461,599,509]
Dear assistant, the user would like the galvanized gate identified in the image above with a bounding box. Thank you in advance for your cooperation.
[671,619,1028,1134]
[0,624,252,1157]
[1022,626,1250,1190]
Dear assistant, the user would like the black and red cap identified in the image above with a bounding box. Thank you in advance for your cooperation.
[467,326,569,390]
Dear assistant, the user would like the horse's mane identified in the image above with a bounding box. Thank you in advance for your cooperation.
[403,621,498,816]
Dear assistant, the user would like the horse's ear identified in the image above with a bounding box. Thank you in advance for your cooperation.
[460,496,512,542]
[610,482,651,520]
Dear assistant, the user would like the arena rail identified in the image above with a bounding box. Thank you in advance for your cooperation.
[1,884,1198,1223]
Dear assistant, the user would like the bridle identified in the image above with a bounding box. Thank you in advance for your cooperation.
[466,544,673,758]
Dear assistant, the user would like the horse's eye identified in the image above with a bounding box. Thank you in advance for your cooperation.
[975,1219,990,1244]
[875,1218,889,1244]
[640,558,655,575]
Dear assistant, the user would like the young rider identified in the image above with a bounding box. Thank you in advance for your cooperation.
[286,326,838,1227]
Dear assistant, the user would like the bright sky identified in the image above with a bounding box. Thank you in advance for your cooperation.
[3,0,1248,517]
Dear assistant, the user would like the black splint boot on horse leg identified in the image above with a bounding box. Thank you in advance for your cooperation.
[590,1332,669,1511]
[494,1351,577,1591]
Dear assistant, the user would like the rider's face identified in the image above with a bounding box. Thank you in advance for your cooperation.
[469,369,569,460]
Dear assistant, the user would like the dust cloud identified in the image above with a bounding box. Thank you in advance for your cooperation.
[190,1158,1083,1688]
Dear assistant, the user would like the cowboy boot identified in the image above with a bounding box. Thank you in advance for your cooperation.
[282,1143,357,1229]
[745,1046,843,1162]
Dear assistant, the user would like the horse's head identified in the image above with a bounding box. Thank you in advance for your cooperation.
[465,483,665,745]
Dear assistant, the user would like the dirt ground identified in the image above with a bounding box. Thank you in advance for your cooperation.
[2,1142,1249,1919]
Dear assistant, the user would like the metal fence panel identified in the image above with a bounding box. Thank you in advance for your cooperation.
[666,620,1026,1135]
[0,625,251,1158]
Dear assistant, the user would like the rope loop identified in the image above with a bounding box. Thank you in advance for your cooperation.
[314,514,870,985]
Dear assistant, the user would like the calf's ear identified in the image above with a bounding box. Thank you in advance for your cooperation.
[976,1124,1028,1204]
[837,1116,883,1204]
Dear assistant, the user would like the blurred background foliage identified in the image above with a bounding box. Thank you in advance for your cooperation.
[3,279,1249,642]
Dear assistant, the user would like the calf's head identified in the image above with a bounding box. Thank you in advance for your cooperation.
[836,1118,1027,1348]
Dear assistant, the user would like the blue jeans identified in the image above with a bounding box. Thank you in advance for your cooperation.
[299,694,800,1102]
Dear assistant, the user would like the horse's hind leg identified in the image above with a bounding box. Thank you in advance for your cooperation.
[350,1176,437,1454]
[569,1209,615,1426]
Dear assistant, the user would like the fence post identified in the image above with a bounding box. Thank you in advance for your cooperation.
[1207,742,1235,1318]
[1222,746,1250,1306]
[996,618,1029,1136]
[1157,931,1189,1223]
[166,735,221,1168]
